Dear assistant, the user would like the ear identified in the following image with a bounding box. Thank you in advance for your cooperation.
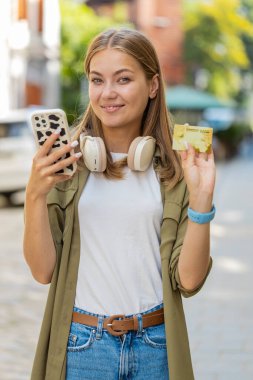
[149,74,159,99]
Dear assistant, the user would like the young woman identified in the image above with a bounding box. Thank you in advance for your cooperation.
[24,28,215,380]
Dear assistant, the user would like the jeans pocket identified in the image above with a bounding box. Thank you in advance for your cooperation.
[67,322,95,352]
[143,324,167,349]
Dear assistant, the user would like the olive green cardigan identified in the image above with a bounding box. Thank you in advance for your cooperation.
[30,159,212,380]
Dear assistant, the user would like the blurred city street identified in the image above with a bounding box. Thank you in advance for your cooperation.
[0,147,252,380]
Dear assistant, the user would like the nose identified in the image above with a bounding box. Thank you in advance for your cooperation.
[101,82,117,99]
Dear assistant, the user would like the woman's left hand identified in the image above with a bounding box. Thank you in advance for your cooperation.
[179,144,216,212]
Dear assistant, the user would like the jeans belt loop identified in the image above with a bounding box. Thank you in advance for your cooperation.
[96,315,103,340]
[136,314,143,336]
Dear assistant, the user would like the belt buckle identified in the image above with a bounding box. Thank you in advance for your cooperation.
[106,314,127,336]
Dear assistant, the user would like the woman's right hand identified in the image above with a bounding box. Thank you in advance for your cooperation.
[26,129,82,199]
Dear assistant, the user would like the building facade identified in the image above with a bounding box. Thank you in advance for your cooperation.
[0,0,60,115]
[85,0,185,85]
[129,0,185,85]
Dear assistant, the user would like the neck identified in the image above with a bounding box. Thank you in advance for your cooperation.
[102,128,141,153]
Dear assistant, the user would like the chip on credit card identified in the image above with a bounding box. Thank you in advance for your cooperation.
[172,124,213,153]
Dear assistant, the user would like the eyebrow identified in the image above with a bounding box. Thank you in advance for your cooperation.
[89,68,134,76]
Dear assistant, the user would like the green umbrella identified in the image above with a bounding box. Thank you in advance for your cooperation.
[166,85,234,110]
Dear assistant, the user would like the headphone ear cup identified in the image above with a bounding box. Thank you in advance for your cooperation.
[127,136,156,171]
[80,135,107,172]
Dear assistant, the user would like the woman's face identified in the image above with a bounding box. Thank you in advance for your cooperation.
[88,48,158,136]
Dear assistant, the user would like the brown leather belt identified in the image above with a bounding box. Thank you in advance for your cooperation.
[72,308,164,337]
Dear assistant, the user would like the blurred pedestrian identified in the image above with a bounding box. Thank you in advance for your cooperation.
[23,28,216,380]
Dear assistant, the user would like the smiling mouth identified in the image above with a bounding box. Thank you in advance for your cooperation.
[101,105,124,112]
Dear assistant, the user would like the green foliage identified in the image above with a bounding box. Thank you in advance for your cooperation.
[183,0,253,99]
[60,0,131,123]
[240,0,253,70]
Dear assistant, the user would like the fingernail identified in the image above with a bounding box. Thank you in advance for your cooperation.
[184,140,189,150]
[74,152,82,158]
[53,127,61,135]
[70,140,79,148]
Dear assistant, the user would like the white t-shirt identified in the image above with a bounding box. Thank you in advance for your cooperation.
[75,153,163,315]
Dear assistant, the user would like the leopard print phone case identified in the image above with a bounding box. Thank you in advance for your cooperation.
[30,109,77,176]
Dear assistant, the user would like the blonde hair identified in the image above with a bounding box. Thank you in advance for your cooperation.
[74,28,182,187]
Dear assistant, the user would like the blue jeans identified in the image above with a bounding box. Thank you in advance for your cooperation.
[66,303,169,380]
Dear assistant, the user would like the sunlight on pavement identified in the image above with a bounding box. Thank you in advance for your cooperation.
[220,210,244,223]
[211,223,227,237]
[215,256,249,274]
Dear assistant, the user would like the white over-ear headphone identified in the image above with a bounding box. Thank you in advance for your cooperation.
[80,134,156,172]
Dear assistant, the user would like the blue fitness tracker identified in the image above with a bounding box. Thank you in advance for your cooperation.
[187,205,216,224]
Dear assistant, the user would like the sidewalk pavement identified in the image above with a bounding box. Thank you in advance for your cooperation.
[184,155,253,379]
[0,209,48,380]
[0,154,252,380]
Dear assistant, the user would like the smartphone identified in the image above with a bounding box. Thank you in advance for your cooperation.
[30,108,77,176]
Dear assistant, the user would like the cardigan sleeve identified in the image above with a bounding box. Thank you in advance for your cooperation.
[168,180,213,298]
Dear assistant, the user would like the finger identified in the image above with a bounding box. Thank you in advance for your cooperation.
[178,150,187,161]
[54,174,73,184]
[185,143,196,166]
[36,128,62,158]
[45,140,79,166]
[44,152,82,176]
[207,148,215,162]
[37,173,72,192]
[198,152,208,161]
[31,141,79,176]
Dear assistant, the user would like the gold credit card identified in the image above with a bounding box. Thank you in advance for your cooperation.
[172,124,213,153]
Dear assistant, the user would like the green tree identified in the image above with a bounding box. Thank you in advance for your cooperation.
[60,0,131,123]
[239,0,253,103]
[183,0,253,99]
